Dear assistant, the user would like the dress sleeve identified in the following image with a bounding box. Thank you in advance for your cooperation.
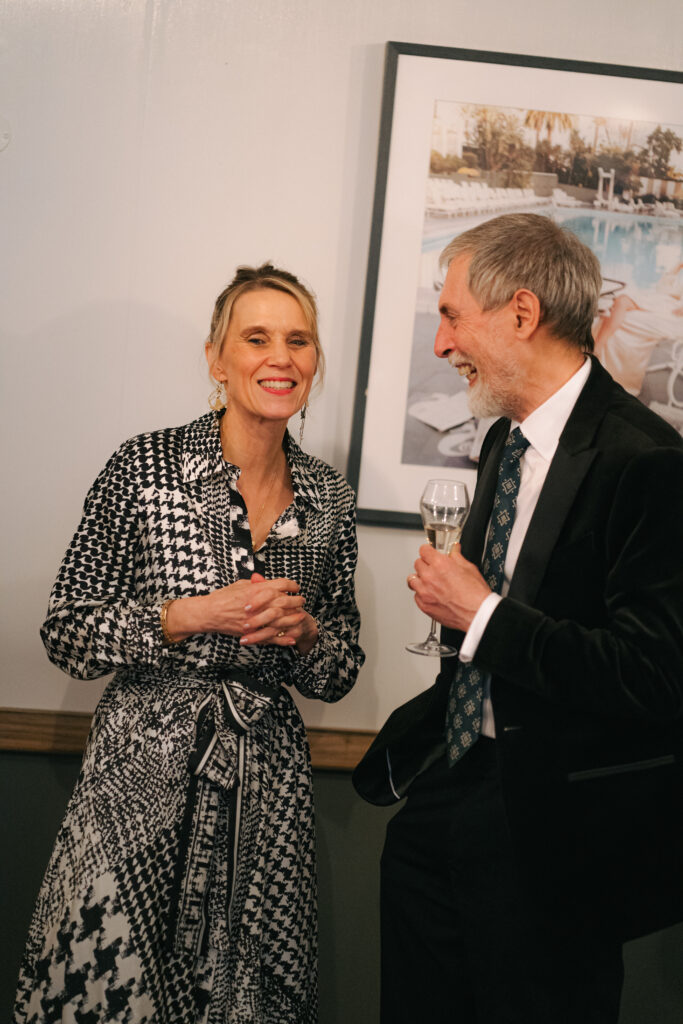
[40,443,176,679]
[290,485,365,703]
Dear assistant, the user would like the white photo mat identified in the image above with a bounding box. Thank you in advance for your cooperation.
[348,44,683,526]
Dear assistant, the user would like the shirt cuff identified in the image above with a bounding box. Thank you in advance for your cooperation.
[458,593,502,663]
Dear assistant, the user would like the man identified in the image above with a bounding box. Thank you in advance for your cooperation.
[353,214,683,1023]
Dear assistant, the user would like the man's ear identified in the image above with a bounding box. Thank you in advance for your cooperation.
[510,289,541,338]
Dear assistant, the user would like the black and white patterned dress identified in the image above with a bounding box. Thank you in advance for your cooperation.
[14,411,364,1024]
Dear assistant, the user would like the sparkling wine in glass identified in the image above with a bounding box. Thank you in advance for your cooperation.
[406,478,470,657]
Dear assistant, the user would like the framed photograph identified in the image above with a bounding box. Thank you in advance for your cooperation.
[348,42,683,527]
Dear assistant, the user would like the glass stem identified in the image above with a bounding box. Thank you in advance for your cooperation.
[426,533,448,645]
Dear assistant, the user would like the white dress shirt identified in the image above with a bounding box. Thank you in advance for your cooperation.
[458,357,592,738]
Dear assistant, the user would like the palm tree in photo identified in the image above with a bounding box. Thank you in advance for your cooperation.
[592,116,611,153]
[524,109,576,148]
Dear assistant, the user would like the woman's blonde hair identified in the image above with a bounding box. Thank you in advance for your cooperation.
[207,263,325,410]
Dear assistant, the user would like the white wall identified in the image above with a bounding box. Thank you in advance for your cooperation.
[1,0,681,728]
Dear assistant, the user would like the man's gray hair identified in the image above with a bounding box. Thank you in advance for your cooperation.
[439,213,602,351]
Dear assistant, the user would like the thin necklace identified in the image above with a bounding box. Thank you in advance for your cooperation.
[249,455,283,547]
[218,416,285,546]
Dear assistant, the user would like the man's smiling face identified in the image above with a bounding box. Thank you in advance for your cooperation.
[434,254,526,421]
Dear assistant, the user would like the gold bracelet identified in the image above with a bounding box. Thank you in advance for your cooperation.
[160,599,182,645]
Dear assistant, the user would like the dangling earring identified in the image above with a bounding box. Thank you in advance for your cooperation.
[298,403,307,445]
[209,379,226,412]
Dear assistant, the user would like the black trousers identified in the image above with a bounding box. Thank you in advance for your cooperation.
[380,739,624,1024]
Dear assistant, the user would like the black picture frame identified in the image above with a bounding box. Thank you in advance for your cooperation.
[347,42,683,528]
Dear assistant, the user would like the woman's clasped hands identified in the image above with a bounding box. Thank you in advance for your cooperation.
[165,573,319,653]
[240,572,317,650]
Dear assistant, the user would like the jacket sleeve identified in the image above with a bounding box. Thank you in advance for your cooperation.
[40,443,176,679]
[477,445,683,722]
[290,484,365,703]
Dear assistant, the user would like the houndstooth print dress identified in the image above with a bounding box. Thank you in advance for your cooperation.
[13,411,364,1024]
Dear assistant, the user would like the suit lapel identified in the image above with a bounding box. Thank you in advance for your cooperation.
[508,356,614,606]
[461,418,508,564]
[442,417,507,655]
[508,446,596,605]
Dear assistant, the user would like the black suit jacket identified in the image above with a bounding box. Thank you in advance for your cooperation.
[354,358,683,941]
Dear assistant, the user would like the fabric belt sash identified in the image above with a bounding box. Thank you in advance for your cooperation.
[167,667,278,956]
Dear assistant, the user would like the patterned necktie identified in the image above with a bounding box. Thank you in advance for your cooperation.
[445,427,530,765]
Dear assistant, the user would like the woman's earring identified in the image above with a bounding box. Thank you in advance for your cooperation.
[298,403,307,445]
[209,379,226,412]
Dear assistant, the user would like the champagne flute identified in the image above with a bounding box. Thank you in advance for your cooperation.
[406,478,470,657]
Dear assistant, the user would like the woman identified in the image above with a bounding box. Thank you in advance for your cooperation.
[14,264,364,1024]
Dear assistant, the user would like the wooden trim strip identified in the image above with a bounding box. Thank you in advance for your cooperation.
[0,708,375,772]
[306,727,375,771]
[0,708,92,755]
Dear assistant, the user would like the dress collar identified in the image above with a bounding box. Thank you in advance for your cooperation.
[181,411,225,483]
[180,411,324,512]
[285,434,324,513]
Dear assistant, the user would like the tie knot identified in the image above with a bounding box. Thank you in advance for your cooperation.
[504,427,530,465]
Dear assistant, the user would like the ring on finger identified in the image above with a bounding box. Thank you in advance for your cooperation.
[276,630,286,638]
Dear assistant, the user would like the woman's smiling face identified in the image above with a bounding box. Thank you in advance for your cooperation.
[208,287,318,426]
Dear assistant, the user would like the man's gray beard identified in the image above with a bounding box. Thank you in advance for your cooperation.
[466,377,513,420]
